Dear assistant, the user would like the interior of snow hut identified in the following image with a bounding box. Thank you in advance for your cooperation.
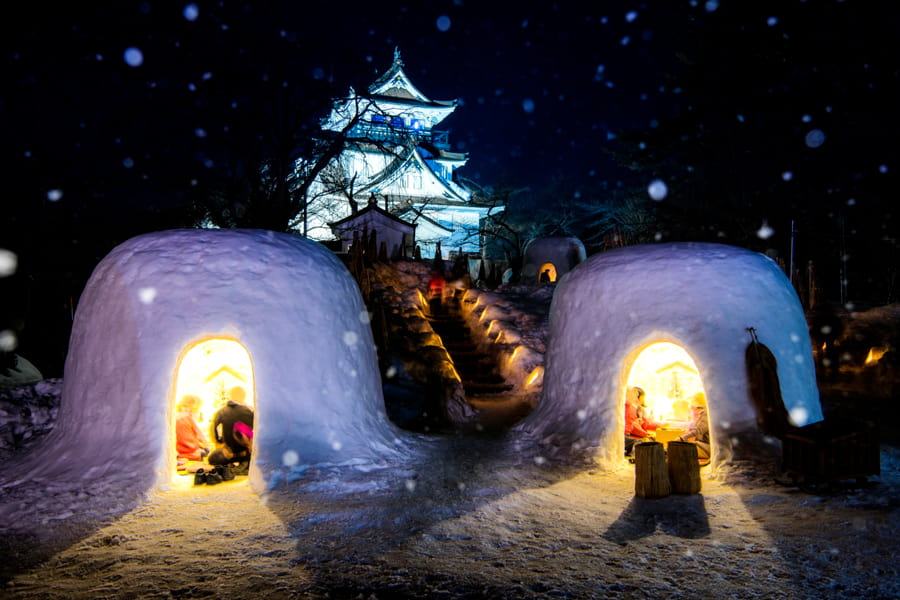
[538,262,557,283]
[623,342,711,462]
[170,337,256,487]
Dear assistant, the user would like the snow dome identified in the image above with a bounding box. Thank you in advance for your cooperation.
[516,242,823,469]
[4,229,401,494]
[521,236,586,283]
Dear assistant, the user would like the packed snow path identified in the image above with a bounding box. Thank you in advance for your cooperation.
[5,479,304,598]
[3,443,899,599]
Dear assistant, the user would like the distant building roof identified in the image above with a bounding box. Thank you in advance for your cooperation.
[328,201,417,230]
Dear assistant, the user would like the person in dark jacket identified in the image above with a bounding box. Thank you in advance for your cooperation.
[208,387,254,471]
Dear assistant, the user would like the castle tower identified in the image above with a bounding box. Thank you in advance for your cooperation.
[300,49,499,259]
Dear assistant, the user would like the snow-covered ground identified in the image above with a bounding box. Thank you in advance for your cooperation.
[1,266,899,598]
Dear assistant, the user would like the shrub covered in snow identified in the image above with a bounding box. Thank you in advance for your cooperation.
[0,379,61,459]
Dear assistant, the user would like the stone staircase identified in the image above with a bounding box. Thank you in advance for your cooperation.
[427,295,513,397]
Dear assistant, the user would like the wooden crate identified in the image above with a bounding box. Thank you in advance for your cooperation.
[782,420,880,484]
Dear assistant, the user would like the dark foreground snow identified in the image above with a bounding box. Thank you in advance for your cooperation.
[2,378,899,599]
[3,293,900,598]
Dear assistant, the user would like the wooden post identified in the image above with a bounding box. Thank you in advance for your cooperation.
[667,441,701,494]
[634,441,671,498]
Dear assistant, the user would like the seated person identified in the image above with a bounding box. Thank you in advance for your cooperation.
[624,386,653,456]
[208,387,254,474]
[678,392,711,462]
[175,394,210,465]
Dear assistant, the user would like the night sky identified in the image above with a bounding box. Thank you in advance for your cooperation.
[2,1,899,375]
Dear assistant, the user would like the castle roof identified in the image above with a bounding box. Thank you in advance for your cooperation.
[368,48,457,108]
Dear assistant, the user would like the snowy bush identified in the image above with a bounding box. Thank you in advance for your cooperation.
[0,379,61,458]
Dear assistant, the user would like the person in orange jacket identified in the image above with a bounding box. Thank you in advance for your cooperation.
[624,386,653,456]
[175,394,210,462]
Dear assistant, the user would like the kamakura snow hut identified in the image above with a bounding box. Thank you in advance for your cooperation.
[522,236,587,284]
[516,242,823,469]
[5,229,402,495]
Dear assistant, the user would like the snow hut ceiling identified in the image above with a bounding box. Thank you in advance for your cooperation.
[516,242,823,468]
[8,229,401,494]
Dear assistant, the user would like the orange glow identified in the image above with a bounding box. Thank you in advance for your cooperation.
[172,338,255,476]
[507,346,524,366]
[416,289,429,310]
[865,347,887,365]
[526,366,544,387]
[538,262,557,283]
[625,342,704,425]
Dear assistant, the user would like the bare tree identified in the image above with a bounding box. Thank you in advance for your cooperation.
[194,93,410,234]
[455,181,556,283]
[571,194,661,252]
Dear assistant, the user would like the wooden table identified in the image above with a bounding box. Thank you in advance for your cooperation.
[654,427,686,449]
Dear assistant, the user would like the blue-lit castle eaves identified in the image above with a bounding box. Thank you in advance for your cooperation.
[295,49,501,259]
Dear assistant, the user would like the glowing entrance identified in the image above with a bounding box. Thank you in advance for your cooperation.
[625,342,710,460]
[171,338,255,480]
[538,262,557,283]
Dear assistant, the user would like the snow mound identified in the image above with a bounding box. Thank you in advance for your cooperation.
[0,229,404,496]
[517,242,823,469]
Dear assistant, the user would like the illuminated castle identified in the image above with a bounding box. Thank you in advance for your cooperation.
[299,49,498,259]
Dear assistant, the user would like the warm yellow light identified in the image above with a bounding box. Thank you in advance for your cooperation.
[526,366,544,387]
[487,319,506,338]
[626,342,704,424]
[865,347,887,365]
[416,289,429,309]
[538,262,557,283]
[173,338,255,455]
[507,345,524,366]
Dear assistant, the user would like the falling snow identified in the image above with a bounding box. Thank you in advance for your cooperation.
[1,248,900,597]
[647,178,668,201]
[123,47,143,67]
[805,129,827,148]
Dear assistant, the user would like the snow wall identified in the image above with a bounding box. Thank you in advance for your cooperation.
[516,242,823,470]
[521,236,587,283]
[4,229,402,494]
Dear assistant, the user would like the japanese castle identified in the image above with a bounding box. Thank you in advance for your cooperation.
[297,49,499,259]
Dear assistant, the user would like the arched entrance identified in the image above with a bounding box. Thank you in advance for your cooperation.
[624,341,710,461]
[171,337,255,487]
[538,262,557,283]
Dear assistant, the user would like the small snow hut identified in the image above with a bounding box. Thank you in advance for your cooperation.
[516,242,823,469]
[10,229,402,494]
[521,237,586,283]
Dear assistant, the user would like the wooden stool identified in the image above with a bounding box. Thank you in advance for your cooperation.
[667,441,702,494]
[634,441,671,498]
